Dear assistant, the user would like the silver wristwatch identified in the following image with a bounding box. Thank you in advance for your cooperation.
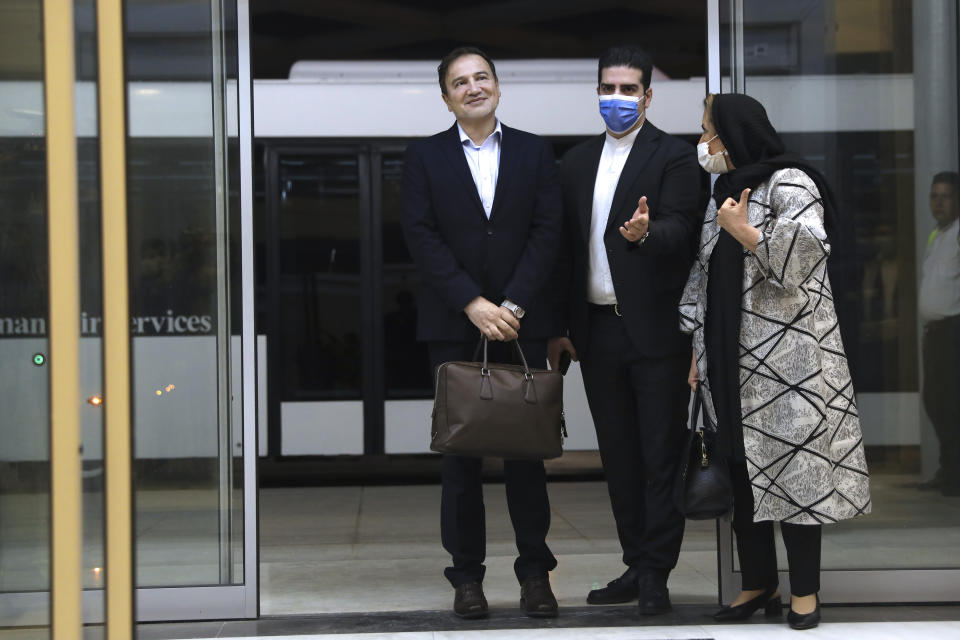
[501,299,525,319]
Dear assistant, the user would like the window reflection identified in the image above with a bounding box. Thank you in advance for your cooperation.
[918,172,960,496]
[381,153,431,399]
[278,154,363,399]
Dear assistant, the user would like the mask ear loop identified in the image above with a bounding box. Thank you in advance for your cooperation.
[703,134,729,156]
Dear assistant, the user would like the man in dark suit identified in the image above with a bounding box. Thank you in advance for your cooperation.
[401,46,563,619]
[548,45,701,615]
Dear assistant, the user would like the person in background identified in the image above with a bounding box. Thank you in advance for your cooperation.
[917,171,960,496]
[680,93,871,630]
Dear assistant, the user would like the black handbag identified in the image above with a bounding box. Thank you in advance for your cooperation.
[430,338,567,460]
[675,387,733,520]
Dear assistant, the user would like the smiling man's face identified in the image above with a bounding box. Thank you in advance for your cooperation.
[442,54,500,124]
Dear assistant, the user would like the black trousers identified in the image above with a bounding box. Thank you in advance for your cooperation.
[579,308,689,576]
[922,315,960,489]
[731,462,821,597]
[429,339,557,588]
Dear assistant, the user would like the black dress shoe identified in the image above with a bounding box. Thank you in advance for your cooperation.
[713,588,782,621]
[520,575,559,618]
[637,573,672,615]
[787,595,820,630]
[586,566,640,604]
[453,582,488,619]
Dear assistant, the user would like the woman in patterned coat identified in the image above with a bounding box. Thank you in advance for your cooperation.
[680,93,871,630]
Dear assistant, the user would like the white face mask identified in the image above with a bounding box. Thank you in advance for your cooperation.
[697,135,731,174]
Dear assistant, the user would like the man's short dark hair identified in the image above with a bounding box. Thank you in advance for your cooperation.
[437,46,498,95]
[598,45,653,91]
[932,171,960,192]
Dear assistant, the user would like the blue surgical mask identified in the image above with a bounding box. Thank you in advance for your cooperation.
[599,94,641,134]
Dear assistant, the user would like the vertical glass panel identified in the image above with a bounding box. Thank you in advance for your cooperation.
[75,0,107,612]
[125,0,242,587]
[0,0,49,633]
[276,153,363,400]
[380,151,431,399]
[723,0,959,574]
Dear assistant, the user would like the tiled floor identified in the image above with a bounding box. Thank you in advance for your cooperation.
[258,474,960,616]
[258,482,718,615]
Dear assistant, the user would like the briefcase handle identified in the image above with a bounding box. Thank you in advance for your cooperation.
[471,336,533,378]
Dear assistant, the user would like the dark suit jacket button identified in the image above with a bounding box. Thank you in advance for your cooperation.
[487,230,493,236]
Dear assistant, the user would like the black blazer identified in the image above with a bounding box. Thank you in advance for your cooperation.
[555,121,702,359]
[401,123,562,342]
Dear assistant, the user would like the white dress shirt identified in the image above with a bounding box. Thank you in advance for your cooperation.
[588,124,643,305]
[458,120,502,218]
[919,217,960,322]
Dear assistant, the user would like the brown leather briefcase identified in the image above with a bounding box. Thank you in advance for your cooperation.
[430,338,566,460]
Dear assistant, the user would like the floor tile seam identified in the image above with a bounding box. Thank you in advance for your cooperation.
[351,487,364,546]
[548,508,591,542]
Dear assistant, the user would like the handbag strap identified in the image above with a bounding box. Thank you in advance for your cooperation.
[698,385,718,432]
[472,336,533,378]
[690,386,703,432]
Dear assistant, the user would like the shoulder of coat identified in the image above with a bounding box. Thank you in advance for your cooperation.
[768,167,818,194]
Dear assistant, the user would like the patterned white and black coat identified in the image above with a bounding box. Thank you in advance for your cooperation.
[679,168,871,524]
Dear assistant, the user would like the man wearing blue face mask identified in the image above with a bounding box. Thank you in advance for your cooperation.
[548,45,702,615]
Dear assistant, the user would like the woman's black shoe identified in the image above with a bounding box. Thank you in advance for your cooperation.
[713,588,782,621]
[787,595,820,630]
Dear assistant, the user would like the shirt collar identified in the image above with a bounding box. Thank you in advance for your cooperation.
[604,120,643,147]
[458,119,502,148]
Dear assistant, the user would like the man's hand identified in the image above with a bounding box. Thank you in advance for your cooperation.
[547,336,578,372]
[688,350,698,391]
[619,196,650,242]
[464,296,520,341]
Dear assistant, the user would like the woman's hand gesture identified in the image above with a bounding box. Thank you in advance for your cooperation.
[717,188,760,252]
[717,188,750,233]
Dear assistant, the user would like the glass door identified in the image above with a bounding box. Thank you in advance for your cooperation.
[124,0,256,620]
[0,0,258,626]
[715,0,960,603]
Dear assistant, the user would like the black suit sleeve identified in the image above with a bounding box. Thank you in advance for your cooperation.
[401,143,483,312]
[632,144,701,256]
[548,154,578,336]
[502,140,563,311]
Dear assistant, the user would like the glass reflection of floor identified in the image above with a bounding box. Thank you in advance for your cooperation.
[258,473,960,615]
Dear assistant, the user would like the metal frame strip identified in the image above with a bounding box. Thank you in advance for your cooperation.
[42,0,83,637]
[730,0,745,93]
[208,0,235,586]
[707,0,721,96]
[96,0,136,635]
[237,0,260,616]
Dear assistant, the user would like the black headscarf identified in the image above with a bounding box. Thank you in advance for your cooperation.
[710,93,840,243]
